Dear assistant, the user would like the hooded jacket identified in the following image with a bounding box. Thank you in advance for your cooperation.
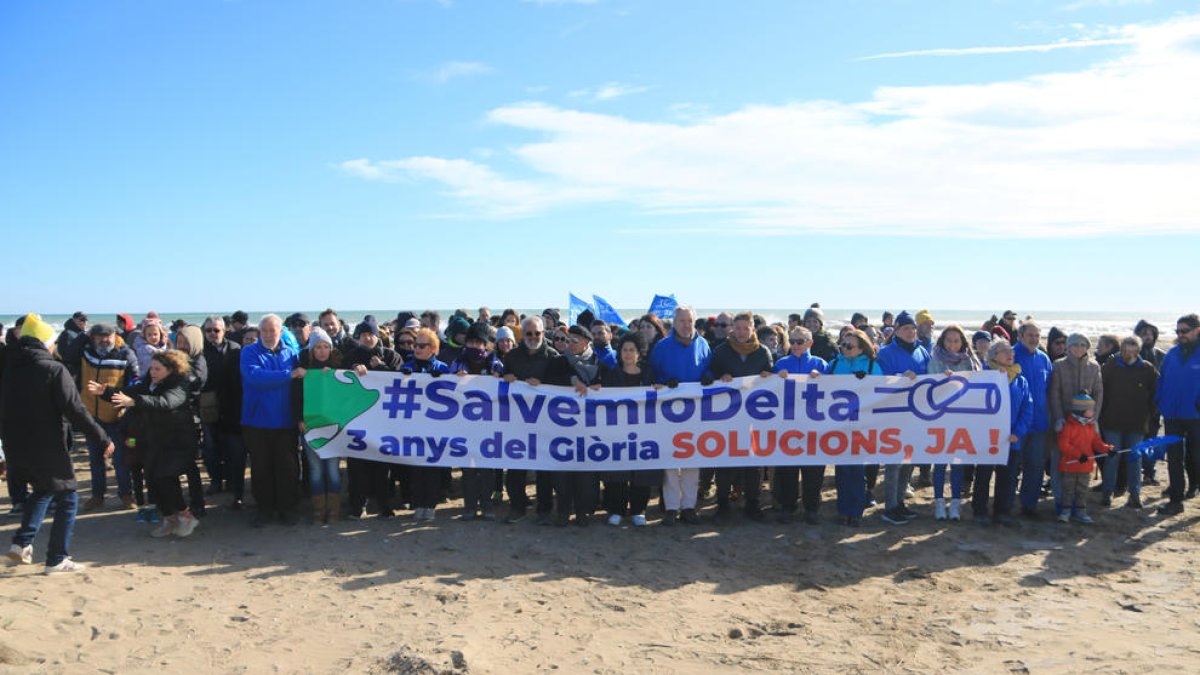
[0,337,109,491]
[79,336,139,423]
[104,374,196,480]
[1049,354,1104,427]
[202,339,243,431]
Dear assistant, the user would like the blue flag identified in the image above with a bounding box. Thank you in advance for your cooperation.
[568,293,594,326]
[592,295,627,327]
[647,294,677,321]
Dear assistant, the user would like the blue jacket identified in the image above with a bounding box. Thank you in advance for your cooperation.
[404,357,451,375]
[595,342,617,369]
[825,354,882,376]
[1013,342,1053,433]
[877,339,931,376]
[649,333,712,383]
[240,340,299,429]
[1156,344,1200,419]
[775,352,828,376]
[1008,373,1034,450]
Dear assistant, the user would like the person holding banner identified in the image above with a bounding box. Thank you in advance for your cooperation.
[545,324,603,526]
[649,306,710,526]
[450,322,504,521]
[501,316,560,525]
[292,328,344,524]
[595,332,658,527]
[709,312,776,524]
[817,329,881,527]
[927,324,982,521]
[240,314,301,527]
[400,328,452,521]
[773,327,828,524]
[343,317,404,520]
[973,340,1033,527]
[877,311,931,526]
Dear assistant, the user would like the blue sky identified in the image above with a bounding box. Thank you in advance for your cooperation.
[2,0,1197,315]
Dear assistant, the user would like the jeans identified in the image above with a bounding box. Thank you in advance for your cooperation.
[1019,431,1049,510]
[884,463,914,510]
[12,489,77,566]
[932,464,964,499]
[87,421,130,497]
[1101,430,1143,498]
[302,438,342,496]
[1164,418,1200,503]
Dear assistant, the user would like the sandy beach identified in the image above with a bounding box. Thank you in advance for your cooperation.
[3,453,1200,675]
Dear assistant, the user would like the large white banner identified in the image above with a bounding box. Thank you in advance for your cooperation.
[303,371,1011,471]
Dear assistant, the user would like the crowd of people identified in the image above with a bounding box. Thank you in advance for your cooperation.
[2,304,1198,574]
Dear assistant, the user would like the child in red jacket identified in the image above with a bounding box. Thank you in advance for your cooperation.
[1057,391,1113,524]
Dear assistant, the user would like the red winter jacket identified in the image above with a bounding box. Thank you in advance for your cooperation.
[1057,416,1111,474]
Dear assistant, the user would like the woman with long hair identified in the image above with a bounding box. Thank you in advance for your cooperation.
[593,332,658,527]
[815,329,882,527]
[89,350,199,538]
[927,324,981,521]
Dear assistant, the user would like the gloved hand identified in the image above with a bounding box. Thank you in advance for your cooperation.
[700,374,714,386]
[665,378,680,389]
[400,368,413,375]
[430,370,442,378]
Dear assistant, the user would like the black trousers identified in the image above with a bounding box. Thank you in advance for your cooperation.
[554,471,596,518]
[505,469,556,514]
[151,475,186,517]
[775,465,825,513]
[603,480,650,516]
[348,458,392,514]
[1165,418,1200,502]
[461,468,495,513]
[717,467,761,511]
[243,426,299,513]
[409,465,441,509]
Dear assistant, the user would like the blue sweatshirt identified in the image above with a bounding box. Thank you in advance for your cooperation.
[240,340,300,429]
[1013,342,1053,433]
[1156,344,1200,419]
[877,339,931,376]
[775,353,828,376]
[650,333,712,383]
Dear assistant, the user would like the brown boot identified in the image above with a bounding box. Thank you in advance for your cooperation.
[325,493,341,523]
[311,494,326,525]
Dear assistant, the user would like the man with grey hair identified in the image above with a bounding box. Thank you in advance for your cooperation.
[201,316,247,508]
[1013,321,1054,518]
[240,314,301,526]
[500,315,560,524]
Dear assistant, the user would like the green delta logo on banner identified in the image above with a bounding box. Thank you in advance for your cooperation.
[302,369,380,450]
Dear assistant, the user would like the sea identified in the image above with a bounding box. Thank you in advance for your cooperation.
[12,308,1185,345]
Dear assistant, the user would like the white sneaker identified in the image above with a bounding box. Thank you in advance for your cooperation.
[933,499,947,521]
[607,514,622,526]
[7,543,32,565]
[904,485,915,499]
[948,499,961,521]
[150,516,177,538]
[631,514,647,527]
[174,512,198,538]
[44,558,85,575]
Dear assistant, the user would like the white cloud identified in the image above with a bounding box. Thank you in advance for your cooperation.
[858,37,1135,60]
[568,81,651,101]
[423,60,493,83]
[1062,0,1155,11]
[349,15,1200,237]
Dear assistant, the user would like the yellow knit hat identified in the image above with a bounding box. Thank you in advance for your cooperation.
[915,309,935,326]
[20,313,55,344]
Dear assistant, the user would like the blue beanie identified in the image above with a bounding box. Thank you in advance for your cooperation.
[895,311,916,328]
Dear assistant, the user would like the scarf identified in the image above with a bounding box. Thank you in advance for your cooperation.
[988,360,1023,383]
[892,336,917,354]
[933,344,978,369]
[728,334,761,357]
[566,347,599,383]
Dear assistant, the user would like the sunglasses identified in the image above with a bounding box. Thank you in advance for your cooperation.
[839,342,860,350]
[415,342,433,349]
[204,328,222,333]
[1177,327,1197,334]
[714,322,730,328]
[553,335,568,342]
[790,339,808,345]
[396,341,414,348]
[526,331,543,336]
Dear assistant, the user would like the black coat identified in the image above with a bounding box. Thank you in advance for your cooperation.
[0,337,109,491]
[708,341,774,379]
[106,374,197,481]
[202,339,243,431]
[502,341,559,381]
[342,342,404,372]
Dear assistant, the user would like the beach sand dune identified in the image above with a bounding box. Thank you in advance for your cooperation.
[3,464,1199,674]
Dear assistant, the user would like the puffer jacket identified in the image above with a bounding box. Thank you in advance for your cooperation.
[1049,354,1104,427]
[105,374,196,480]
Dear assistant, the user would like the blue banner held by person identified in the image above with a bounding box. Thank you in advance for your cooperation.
[592,295,627,327]
[647,294,678,321]
[568,293,594,326]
